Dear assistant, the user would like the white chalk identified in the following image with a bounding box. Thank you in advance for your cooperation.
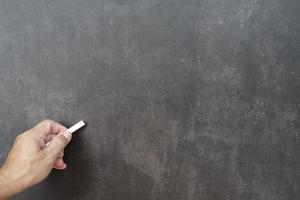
[67,120,85,134]
[45,120,85,147]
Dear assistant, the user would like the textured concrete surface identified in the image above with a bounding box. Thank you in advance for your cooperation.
[0,0,299,199]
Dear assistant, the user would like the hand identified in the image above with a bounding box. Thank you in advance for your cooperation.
[0,119,72,200]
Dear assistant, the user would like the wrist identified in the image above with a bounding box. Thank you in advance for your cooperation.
[0,166,14,200]
[0,164,27,200]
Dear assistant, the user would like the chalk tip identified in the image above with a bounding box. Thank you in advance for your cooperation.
[78,120,85,126]
[67,120,86,134]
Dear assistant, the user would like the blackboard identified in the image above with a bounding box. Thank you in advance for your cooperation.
[0,0,299,199]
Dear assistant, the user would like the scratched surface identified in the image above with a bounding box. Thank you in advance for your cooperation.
[0,0,299,199]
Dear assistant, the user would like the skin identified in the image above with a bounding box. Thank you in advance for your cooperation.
[0,119,72,200]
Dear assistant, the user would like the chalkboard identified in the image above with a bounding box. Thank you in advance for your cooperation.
[0,0,299,199]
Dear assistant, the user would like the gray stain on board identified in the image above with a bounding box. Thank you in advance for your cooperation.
[0,0,299,199]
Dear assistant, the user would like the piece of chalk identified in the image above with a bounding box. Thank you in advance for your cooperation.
[67,120,85,134]
[45,120,85,147]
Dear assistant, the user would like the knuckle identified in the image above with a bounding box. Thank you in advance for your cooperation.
[15,133,24,141]
[42,119,53,128]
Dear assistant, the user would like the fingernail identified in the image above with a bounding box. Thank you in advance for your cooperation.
[63,131,72,141]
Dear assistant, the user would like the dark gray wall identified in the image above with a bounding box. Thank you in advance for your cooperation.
[0,0,299,199]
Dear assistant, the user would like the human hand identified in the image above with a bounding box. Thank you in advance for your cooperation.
[0,119,72,199]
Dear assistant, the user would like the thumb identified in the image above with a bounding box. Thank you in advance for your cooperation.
[47,131,72,158]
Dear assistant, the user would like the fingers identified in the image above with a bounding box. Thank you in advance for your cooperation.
[58,150,64,158]
[45,134,54,144]
[53,150,67,170]
[54,158,67,170]
[47,131,72,159]
[30,120,72,170]
[31,119,67,141]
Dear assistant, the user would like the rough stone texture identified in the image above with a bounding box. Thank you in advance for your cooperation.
[0,0,299,199]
